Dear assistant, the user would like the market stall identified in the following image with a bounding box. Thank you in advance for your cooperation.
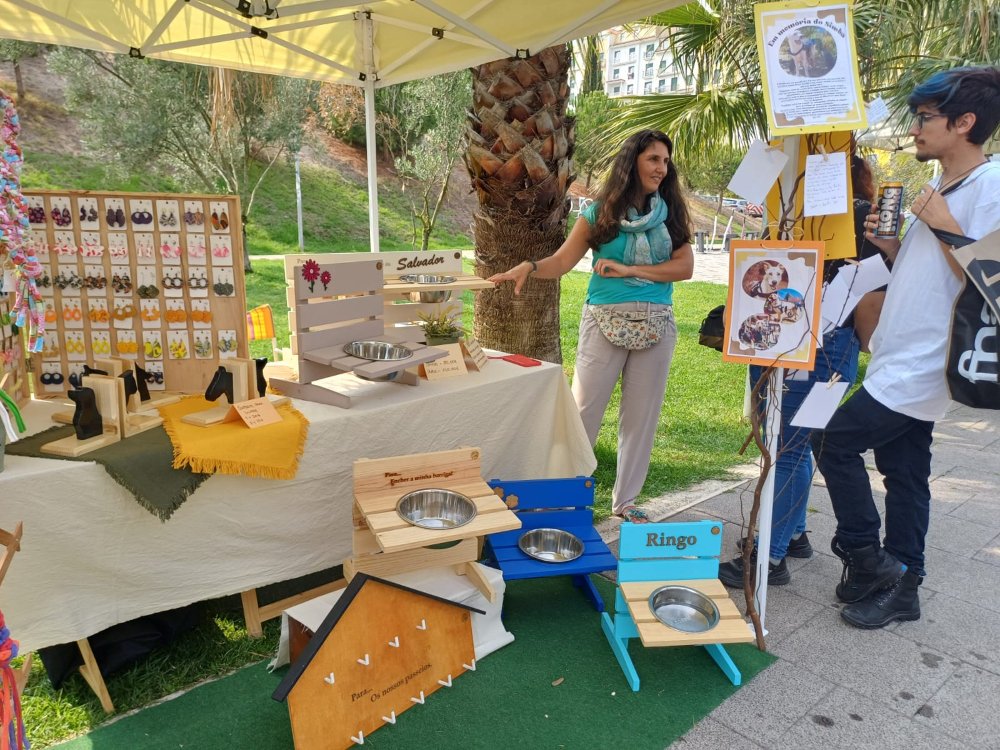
[0,357,594,654]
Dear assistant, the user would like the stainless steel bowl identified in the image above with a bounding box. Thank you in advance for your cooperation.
[396,489,477,529]
[409,290,453,304]
[648,585,720,633]
[518,528,585,563]
[399,274,456,284]
[343,340,413,361]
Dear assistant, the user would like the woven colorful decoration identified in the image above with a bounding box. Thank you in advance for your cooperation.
[0,609,28,750]
[247,304,275,341]
[0,90,40,353]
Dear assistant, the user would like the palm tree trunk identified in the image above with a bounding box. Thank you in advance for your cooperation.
[466,45,576,363]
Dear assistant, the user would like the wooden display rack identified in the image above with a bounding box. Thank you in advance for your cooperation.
[181,356,290,426]
[24,189,249,399]
[283,250,491,330]
[346,448,521,603]
[270,257,447,409]
[42,372,164,456]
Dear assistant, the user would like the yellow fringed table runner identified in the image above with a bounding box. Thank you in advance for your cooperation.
[159,396,309,480]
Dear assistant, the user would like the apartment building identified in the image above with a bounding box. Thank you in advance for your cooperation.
[602,26,693,98]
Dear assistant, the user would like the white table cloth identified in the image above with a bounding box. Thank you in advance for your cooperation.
[0,359,595,651]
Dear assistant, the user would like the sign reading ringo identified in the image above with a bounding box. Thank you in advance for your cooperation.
[722,240,824,370]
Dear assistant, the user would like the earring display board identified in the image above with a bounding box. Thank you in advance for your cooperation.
[23,190,248,397]
[0,293,29,406]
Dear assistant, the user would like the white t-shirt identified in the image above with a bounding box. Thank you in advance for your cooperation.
[865,162,1000,422]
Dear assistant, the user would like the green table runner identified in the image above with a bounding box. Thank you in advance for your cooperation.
[5,425,210,520]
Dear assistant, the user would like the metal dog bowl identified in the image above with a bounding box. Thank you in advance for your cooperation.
[410,289,453,303]
[518,528,584,563]
[399,274,456,284]
[648,585,720,633]
[396,488,477,530]
[343,340,413,361]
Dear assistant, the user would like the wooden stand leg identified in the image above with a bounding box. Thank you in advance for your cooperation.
[76,638,115,713]
[14,652,31,694]
[241,589,264,639]
[601,613,640,692]
[241,579,349,639]
[703,643,742,686]
[572,574,605,613]
[460,562,497,604]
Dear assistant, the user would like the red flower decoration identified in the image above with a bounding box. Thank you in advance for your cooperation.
[320,270,332,291]
[301,259,321,292]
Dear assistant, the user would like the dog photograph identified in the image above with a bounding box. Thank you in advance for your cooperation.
[741,260,789,298]
[778,26,836,78]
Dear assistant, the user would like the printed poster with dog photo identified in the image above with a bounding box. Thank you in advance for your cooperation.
[723,241,823,370]
[754,0,866,135]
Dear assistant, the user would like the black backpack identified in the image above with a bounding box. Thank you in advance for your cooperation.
[699,305,725,352]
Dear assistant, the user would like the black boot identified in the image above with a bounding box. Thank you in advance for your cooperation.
[134,364,151,402]
[204,366,234,404]
[68,386,103,440]
[254,357,268,398]
[832,538,904,603]
[841,570,921,629]
[718,552,790,588]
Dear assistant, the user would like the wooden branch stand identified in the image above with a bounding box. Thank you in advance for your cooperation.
[269,257,447,409]
[1,523,34,700]
[346,448,521,603]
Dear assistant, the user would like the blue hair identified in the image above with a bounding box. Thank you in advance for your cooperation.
[908,66,1000,145]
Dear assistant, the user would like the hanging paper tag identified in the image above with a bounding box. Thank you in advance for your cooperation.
[1,267,14,293]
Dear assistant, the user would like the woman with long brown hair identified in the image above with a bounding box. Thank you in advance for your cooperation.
[488,129,694,522]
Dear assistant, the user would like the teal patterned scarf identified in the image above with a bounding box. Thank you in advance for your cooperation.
[619,194,672,286]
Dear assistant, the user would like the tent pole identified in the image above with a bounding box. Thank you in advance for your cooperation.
[364,80,380,253]
[295,152,304,251]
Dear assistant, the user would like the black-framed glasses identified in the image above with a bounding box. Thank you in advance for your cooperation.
[913,112,948,129]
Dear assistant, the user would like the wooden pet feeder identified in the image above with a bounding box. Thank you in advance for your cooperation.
[347,447,521,603]
[269,257,448,409]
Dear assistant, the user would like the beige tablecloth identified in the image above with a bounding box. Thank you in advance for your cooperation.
[0,359,595,651]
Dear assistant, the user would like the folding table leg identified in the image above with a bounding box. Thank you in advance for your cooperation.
[601,613,640,692]
[572,574,605,612]
[703,643,742,686]
[76,638,115,713]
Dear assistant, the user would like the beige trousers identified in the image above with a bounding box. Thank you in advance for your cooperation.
[571,302,677,515]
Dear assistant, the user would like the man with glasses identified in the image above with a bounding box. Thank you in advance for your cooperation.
[810,66,1000,629]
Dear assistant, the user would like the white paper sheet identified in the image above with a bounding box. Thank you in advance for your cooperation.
[790,380,850,428]
[728,140,789,205]
[804,152,848,217]
[866,96,890,125]
[820,255,892,332]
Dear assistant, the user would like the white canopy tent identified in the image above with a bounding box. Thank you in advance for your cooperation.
[0,0,685,250]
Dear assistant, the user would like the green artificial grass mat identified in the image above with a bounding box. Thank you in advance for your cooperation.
[54,576,775,750]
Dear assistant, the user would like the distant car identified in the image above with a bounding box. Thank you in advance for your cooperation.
[745,203,763,217]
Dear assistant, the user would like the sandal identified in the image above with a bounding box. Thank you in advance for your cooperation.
[616,506,650,524]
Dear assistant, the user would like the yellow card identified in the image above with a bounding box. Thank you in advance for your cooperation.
[421,343,468,381]
[223,397,282,429]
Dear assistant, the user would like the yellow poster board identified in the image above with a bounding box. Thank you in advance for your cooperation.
[765,131,858,260]
[755,0,867,135]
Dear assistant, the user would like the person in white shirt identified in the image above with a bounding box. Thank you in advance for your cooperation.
[811,65,1000,629]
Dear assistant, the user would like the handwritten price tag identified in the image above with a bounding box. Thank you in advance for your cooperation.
[461,337,488,371]
[223,397,282,429]
[421,343,468,381]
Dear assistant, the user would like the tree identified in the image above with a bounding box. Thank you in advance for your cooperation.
[581,35,604,95]
[391,71,469,251]
[47,48,312,228]
[0,40,44,102]
[602,0,1000,165]
[572,91,619,189]
[683,144,744,211]
[465,45,575,363]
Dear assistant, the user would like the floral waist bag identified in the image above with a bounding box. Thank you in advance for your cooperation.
[588,302,672,351]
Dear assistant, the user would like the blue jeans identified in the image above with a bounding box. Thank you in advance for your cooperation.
[750,325,860,561]
[811,387,934,576]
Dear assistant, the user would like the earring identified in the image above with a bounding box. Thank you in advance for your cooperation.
[210,211,221,230]
[40,372,52,385]
[220,210,229,229]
